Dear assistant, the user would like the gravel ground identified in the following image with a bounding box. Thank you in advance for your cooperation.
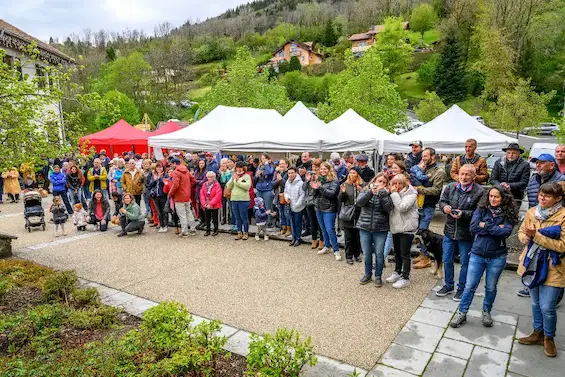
[8,199,439,369]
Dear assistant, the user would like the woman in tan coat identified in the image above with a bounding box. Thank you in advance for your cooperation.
[517,182,565,358]
[2,168,21,202]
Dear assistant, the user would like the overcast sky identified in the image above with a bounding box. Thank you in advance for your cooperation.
[4,0,247,41]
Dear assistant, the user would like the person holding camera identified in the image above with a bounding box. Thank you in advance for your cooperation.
[436,164,484,300]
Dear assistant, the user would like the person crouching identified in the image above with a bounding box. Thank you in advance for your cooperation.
[87,189,110,231]
[117,192,145,237]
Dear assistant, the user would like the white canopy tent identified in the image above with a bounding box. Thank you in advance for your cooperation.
[384,105,517,154]
[325,109,395,152]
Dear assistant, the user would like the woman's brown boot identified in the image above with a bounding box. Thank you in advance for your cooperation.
[518,330,544,345]
[318,240,324,250]
[235,232,243,240]
[544,336,557,357]
[311,240,318,249]
[242,232,249,240]
[284,226,292,237]
[280,226,287,235]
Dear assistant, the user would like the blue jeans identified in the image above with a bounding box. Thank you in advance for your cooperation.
[230,200,236,226]
[256,190,274,226]
[443,237,472,292]
[143,192,151,215]
[384,231,393,258]
[278,203,291,227]
[290,210,303,241]
[232,201,250,233]
[530,285,564,337]
[459,254,507,313]
[360,230,388,278]
[418,206,434,230]
[67,188,84,207]
[315,211,339,252]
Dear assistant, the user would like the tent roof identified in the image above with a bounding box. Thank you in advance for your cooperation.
[325,109,393,151]
[149,121,183,136]
[80,119,149,146]
[385,105,517,154]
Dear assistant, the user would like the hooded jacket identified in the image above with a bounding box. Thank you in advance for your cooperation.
[49,171,67,192]
[470,208,513,258]
[389,185,419,234]
[254,197,268,225]
[440,182,484,241]
[169,164,195,203]
[284,175,306,213]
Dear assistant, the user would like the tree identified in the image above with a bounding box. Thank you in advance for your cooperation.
[317,47,407,131]
[373,17,413,79]
[415,91,447,122]
[322,18,338,47]
[94,90,140,130]
[417,54,440,89]
[486,78,554,138]
[433,26,468,104]
[411,4,438,41]
[288,56,302,72]
[200,46,292,115]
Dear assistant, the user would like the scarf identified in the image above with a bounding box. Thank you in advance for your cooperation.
[489,205,503,217]
[319,175,327,185]
[535,202,562,221]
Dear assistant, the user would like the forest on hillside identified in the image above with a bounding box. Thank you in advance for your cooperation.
[46,0,565,134]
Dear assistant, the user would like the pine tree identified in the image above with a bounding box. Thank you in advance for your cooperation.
[289,56,302,71]
[433,27,468,104]
[322,18,338,47]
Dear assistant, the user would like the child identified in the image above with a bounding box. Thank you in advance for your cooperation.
[50,196,68,236]
[410,164,432,208]
[111,191,123,225]
[72,203,88,231]
[253,197,275,241]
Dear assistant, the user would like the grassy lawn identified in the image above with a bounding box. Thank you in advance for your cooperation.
[396,72,427,101]
[409,29,441,45]
[188,86,211,101]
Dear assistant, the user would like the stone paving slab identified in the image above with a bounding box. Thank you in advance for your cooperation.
[393,320,445,353]
[368,364,417,377]
[302,355,366,377]
[464,346,509,377]
[508,340,565,377]
[515,315,565,350]
[435,338,474,360]
[466,308,518,326]
[224,330,253,357]
[420,293,460,313]
[379,343,432,376]
[410,307,454,328]
[422,352,467,377]
[444,319,515,353]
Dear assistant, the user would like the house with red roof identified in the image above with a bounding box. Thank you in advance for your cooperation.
[348,21,410,56]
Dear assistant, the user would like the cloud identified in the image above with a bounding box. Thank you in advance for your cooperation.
[3,0,247,41]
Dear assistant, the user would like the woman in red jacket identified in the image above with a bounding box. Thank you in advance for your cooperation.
[200,171,223,236]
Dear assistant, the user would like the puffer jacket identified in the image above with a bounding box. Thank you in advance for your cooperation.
[527,170,565,208]
[356,188,393,233]
[470,208,513,258]
[338,182,363,228]
[255,163,275,192]
[389,185,419,234]
[518,207,565,288]
[305,176,317,207]
[200,180,222,209]
[314,179,339,213]
[50,203,67,223]
[439,182,484,241]
[169,165,195,203]
[120,168,145,195]
[50,171,67,192]
[284,176,306,213]
[490,157,530,200]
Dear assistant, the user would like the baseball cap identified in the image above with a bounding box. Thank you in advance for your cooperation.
[409,140,423,147]
[205,152,213,157]
[531,154,556,164]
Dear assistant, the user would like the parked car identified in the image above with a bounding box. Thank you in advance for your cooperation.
[393,119,423,135]
[522,122,559,136]
[486,154,504,171]
[528,142,558,169]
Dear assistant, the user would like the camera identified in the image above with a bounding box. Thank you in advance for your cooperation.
[452,209,460,216]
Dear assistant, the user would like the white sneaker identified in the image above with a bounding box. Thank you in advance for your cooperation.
[334,253,342,261]
[162,226,168,233]
[386,272,402,284]
[317,247,329,255]
[255,234,260,241]
[393,278,410,289]
[157,228,164,233]
[264,235,269,241]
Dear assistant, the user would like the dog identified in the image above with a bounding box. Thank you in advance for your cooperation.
[414,228,444,279]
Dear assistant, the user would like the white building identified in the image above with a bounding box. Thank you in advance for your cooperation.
[0,19,73,139]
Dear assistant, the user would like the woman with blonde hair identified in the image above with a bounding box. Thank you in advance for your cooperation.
[338,167,364,264]
[313,161,342,260]
[385,174,419,289]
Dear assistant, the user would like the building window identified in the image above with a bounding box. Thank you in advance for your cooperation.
[36,67,46,89]
[301,55,305,62]
[359,41,367,47]
[15,58,23,81]
[2,54,12,67]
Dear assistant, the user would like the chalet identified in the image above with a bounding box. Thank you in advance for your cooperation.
[0,19,73,138]
[348,21,410,55]
[269,40,323,68]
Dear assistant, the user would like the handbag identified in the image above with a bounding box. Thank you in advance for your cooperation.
[339,185,360,223]
[279,192,288,205]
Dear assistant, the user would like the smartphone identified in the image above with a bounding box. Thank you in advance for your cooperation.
[452,209,460,216]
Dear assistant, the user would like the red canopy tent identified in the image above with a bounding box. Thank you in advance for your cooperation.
[148,121,183,136]
[80,119,149,155]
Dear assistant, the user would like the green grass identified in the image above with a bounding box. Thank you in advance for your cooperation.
[409,29,441,45]
[395,72,427,101]
[188,86,211,101]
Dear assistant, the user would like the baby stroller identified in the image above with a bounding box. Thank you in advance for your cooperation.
[24,190,46,232]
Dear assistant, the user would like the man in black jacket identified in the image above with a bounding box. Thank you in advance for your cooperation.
[490,143,530,204]
[406,140,423,170]
[436,164,484,301]
[355,154,375,183]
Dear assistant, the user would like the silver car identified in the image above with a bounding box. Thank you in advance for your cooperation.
[522,123,559,136]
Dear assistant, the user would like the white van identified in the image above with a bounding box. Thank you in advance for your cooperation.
[529,142,558,169]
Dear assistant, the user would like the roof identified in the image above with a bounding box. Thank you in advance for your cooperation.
[272,40,322,57]
[348,33,373,41]
[349,21,410,41]
[0,19,73,64]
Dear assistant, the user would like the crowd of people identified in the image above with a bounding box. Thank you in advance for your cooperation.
[1,139,564,357]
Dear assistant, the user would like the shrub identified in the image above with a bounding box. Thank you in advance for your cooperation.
[0,260,54,289]
[417,54,439,89]
[71,287,100,308]
[66,306,119,330]
[141,301,194,356]
[42,271,78,304]
[246,328,317,377]
[0,277,12,299]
